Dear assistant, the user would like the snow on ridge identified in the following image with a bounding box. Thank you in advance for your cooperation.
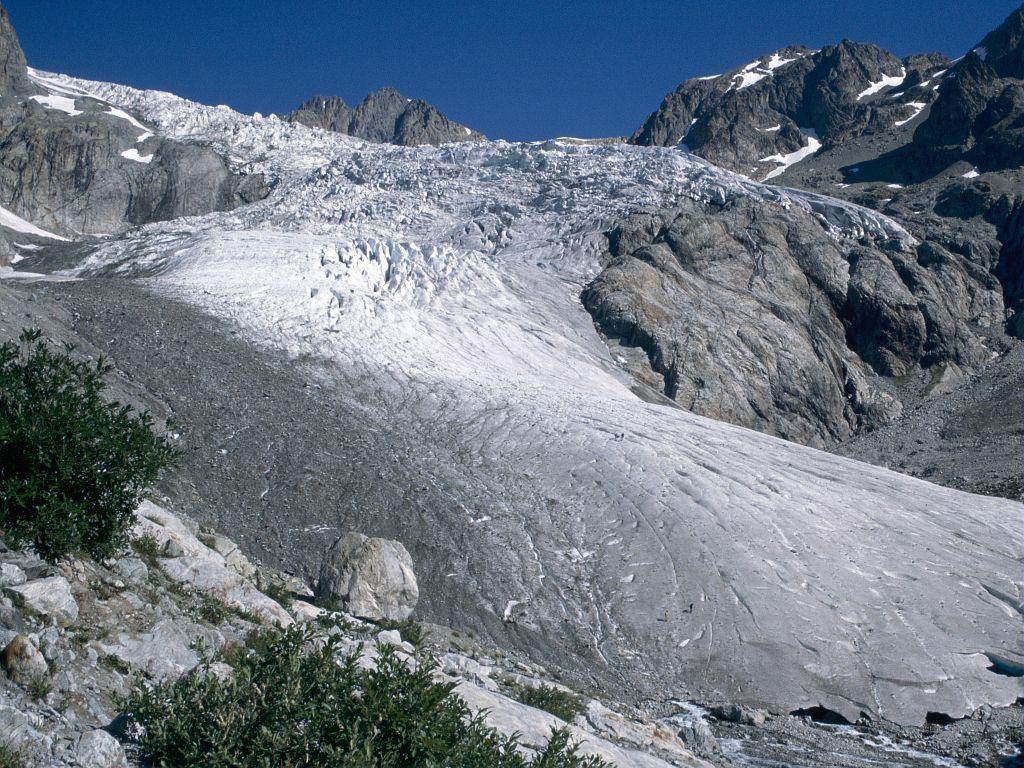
[760,128,821,180]
[120,148,154,164]
[726,50,804,91]
[894,101,927,127]
[857,67,907,100]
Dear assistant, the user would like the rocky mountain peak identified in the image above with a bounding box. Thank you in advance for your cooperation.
[903,3,1024,176]
[0,5,35,97]
[973,5,1024,78]
[287,86,483,146]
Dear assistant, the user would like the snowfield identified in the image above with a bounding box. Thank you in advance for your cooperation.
[41,71,1023,726]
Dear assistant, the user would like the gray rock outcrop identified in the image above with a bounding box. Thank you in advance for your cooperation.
[75,730,128,768]
[315,532,419,621]
[0,6,33,97]
[582,194,1001,445]
[287,87,483,146]
[0,2,267,240]
[5,576,78,626]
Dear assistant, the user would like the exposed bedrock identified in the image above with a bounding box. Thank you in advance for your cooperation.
[0,3,266,239]
[582,197,1003,446]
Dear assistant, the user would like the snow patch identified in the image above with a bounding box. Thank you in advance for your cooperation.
[895,101,927,127]
[760,128,821,180]
[0,205,68,241]
[974,45,987,61]
[857,67,907,100]
[120,148,154,164]
[962,168,980,179]
[766,53,797,70]
[29,93,82,116]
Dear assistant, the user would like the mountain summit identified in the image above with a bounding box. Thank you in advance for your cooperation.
[287,87,483,146]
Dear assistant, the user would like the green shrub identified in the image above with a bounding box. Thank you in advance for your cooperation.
[378,617,426,648]
[510,683,584,723]
[122,624,610,768]
[0,740,24,768]
[131,533,161,566]
[0,329,176,561]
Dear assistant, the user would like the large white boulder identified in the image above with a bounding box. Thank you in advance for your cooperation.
[316,533,418,621]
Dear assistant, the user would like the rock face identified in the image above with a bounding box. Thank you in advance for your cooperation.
[903,8,1024,176]
[5,576,78,626]
[0,2,266,240]
[621,5,1024,486]
[316,533,419,621]
[631,41,947,178]
[287,88,483,146]
[582,195,1001,445]
[0,6,33,97]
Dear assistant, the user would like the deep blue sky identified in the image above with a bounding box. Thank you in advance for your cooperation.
[8,1,1021,141]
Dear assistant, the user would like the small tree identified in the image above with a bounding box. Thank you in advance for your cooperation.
[0,329,176,561]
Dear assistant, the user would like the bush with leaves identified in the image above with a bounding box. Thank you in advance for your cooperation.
[123,624,611,768]
[510,683,584,723]
[0,329,176,561]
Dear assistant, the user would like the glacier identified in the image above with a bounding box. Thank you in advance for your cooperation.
[30,70,1023,726]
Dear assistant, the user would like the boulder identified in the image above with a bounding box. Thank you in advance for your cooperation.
[289,599,327,623]
[5,575,78,626]
[0,633,47,684]
[676,717,721,759]
[710,703,769,727]
[76,729,128,768]
[0,562,24,587]
[315,533,418,621]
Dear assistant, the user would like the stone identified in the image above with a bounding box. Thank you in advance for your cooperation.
[376,629,403,646]
[5,575,78,626]
[162,537,186,557]
[111,556,149,584]
[0,703,49,752]
[0,562,25,587]
[76,729,128,768]
[676,717,721,759]
[289,599,327,623]
[0,633,47,684]
[199,532,257,579]
[99,618,224,681]
[315,533,419,622]
[710,704,768,727]
[582,700,697,760]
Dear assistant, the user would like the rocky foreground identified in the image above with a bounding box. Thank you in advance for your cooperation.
[0,499,719,767]
[1,495,1018,767]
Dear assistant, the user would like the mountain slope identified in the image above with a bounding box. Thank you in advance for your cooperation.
[0,5,266,249]
[631,41,947,180]
[15,69,1021,729]
[287,88,483,146]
